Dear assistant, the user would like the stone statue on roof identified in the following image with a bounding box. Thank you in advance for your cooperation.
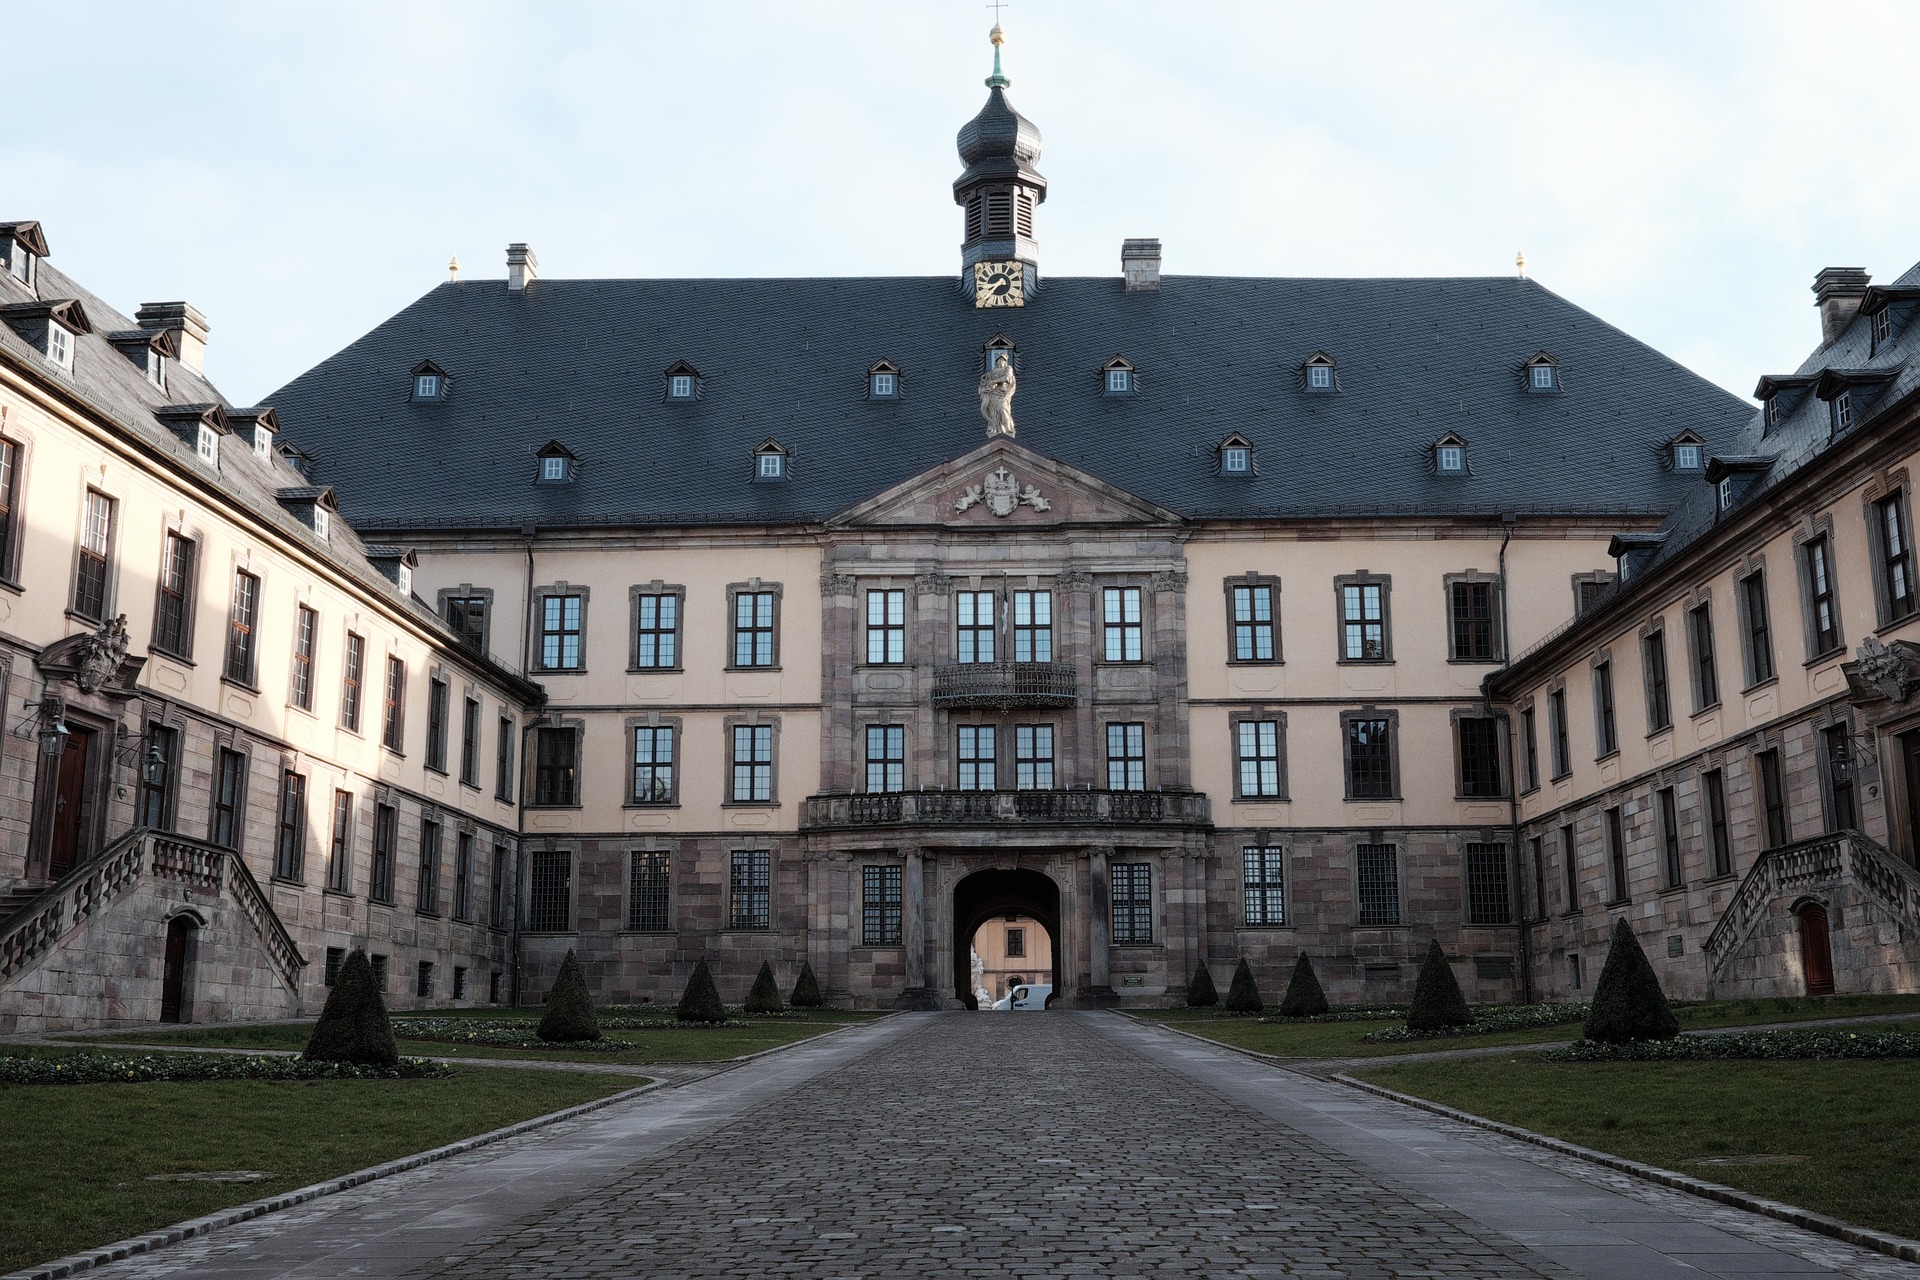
[979,352,1016,437]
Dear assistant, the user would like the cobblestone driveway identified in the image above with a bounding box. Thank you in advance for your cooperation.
[423,1014,1555,1279]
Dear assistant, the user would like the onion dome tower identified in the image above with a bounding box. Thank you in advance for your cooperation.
[954,23,1047,307]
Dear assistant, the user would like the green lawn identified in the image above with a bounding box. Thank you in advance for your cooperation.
[78,1009,884,1064]
[1132,993,1920,1060]
[0,1058,635,1274]
[1357,1054,1920,1241]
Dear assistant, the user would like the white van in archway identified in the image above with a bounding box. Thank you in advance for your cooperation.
[990,983,1053,1011]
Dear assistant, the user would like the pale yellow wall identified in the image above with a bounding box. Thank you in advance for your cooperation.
[972,914,1052,996]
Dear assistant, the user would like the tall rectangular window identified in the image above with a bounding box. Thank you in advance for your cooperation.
[0,438,17,575]
[1592,661,1618,756]
[425,677,450,773]
[273,770,306,882]
[1236,719,1283,798]
[1457,716,1502,798]
[1230,585,1276,662]
[731,724,773,802]
[224,570,260,684]
[866,589,906,664]
[1449,581,1496,661]
[1242,846,1285,926]
[1015,724,1054,790]
[460,697,481,787]
[73,489,115,621]
[957,726,996,790]
[955,590,996,663]
[1106,722,1146,791]
[1340,581,1387,660]
[327,790,353,893]
[528,849,571,931]
[1548,688,1570,779]
[1012,591,1052,662]
[1345,717,1394,798]
[540,594,584,670]
[1605,807,1627,902]
[136,723,178,831]
[490,842,510,928]
[1529,836,1547,921]
[1803,535,1841,656]
[1463,842,1510,924]
[211,748,247,851]
[371,803,397,903]
[1103,587,1144,662]
[496,715,515,802]
[1823,724,1858,833]
[632,726,675,803]
[1521,705,1539,791]
[417,819,442,915]
[1560,824,1577,911]
[341,633,366,732]
[1739,573,1775,685]
[628,850,670,931]
[1111,863,1152,943]
[533,727,580,806]
[1704,769,1732,877]
[733,590,777,667]
[1875,493,1917,623]
[382,656,406,751]
[1688,604,1719,710]
[862,863,902,946]
[1642,630,1671,733]
[445,596,487,652]
[1757,748,1788,848]
[632,592,678,668]
[453,831,474,921]
[153,532,195,657]
[729,849,771,930]
[290,605,318,711]
[865,725,906,792]
[1356,843,1400,925]
[1659,787,1682,888]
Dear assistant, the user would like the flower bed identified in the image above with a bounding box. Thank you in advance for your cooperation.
[0,1052,452,1086]
[1547,1028,1920,1062]
[1359,1003,1590,1043]
[1260,1005,1406,1025]
[389,1017,749,1048]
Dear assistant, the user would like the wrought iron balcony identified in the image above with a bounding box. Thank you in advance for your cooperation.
[803,788,1210,830]
[930,661,1077,709]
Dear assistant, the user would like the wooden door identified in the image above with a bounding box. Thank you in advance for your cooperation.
[1799,903,1835,997]
[160,918,190,1022]
[46,730,91,877]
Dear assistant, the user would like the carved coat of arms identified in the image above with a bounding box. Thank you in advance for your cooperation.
[955,467,1051,518]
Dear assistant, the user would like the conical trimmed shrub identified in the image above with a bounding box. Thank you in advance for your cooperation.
[303,949,399,1066]
[790,959,824,1008]
[1278,954,1331,1017]
[537,949,602,1042]
[1584,918,1680,1043]
[1186,961,1218,1007]
[1223,957,1264,1013]
[676,959,727,1023]
[744,960,784,1015]
[1408,940,1471,1030]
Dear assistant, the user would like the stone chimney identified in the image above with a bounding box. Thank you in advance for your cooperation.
[506,243,539,292]
[134,301,209,371]
[1121,238,1161,292]
[1812,267,1870,347]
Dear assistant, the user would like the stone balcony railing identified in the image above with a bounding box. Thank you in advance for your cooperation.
[930,661,1077,709]
[803,788,1211,830]
[1703,829,1920,976]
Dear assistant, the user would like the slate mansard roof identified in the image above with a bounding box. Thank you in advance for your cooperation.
[265,273,1754,532]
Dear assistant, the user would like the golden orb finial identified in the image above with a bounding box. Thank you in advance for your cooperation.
[448,255,461,281]
[1515,249,1527,279]
[990,22,1004,45]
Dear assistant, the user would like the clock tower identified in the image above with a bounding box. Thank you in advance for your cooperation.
[955,23,1046,306]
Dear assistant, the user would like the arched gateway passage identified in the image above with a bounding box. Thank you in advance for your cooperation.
[952,868,1061,1009]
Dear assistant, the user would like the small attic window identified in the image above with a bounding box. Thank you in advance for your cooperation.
[983,336,1016,373]
[253,425,272,459]
[1102,357,1136,396]
[755,441,789,481]
[1437,443,1466,474]
[410,361,451,403]
[1717,477,1733,511]
[415,374,441,399]
[1526,355,1559,392]
[146,349,166,390]
[397,563,413,596]
[1304,354,1336,391]
[540,456,569,483]
[1832,390,1855,435]
[1673,442,1703,472]
[1764,397,1785,432]
[1216,433,1255,477]
[195,423,219,465]
[46,323,73,370]
[6,239,32,287]
[313,507,330,540]
[867,360,900,399]
[664,362,701,402]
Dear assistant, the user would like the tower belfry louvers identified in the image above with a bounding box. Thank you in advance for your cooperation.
[955,22,1045,306]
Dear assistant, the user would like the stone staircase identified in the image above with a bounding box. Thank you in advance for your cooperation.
[1704,829,1920,983]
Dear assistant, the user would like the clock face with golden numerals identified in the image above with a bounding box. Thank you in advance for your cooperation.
[973,260,1025,308]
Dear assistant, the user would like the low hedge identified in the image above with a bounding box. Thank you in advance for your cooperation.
[1260,1005,1407,1025]
[389,1018,749,1046]
[1360,1003,1591,1043]
[1547,1028,1920,1062]
[0,1051,452,1087]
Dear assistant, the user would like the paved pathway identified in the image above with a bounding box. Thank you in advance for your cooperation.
[55,1012,1920,1280]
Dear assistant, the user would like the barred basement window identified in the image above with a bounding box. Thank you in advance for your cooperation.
[1015,724,1055,790]
[730,850,771,930]
[1111,863,1152,943]
[957,725,996,790]
[865,725,905,793]
[1356,843,1400,925]
[528,849,572,931]
[1463,842,1510,925]
[866,590,906,664]
[629,850,670,931]
[1242,846,1285,926]
[371,954,389,990]
[324,947,345,987]
[863,864,902,946]
[454,966,468,999]
[417,961,434,998]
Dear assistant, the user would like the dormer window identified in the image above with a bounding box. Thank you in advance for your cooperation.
[1874,308,1893,351]
[146,349,166,389]
[415,374,440,399]
[1833,390,1854,434]
[1764,397,1784,432]
[195,424,219,465]
[398,563,413,596]
[1102,357,1136,396]
[867,360,901,399]
[983,336,1017,373]
[409,360,451,403]
[1718,477,1733,511]
[1303,353,1336,392]
[5,240,32,287]
[1673,443,1702,472]
[1216,433,1255,477]
[758,453,784,479]
[754,440,790,482]
[664,361,701,402]
[253,426,272,459]
[1432,433,1469,476]
[1526,354,1559,392]
[46,323,73,370]
[313,507,330,540]
[535,440,578,484]
[541,456,568,482]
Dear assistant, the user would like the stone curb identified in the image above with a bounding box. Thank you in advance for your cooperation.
[1332,1071,1920,1267]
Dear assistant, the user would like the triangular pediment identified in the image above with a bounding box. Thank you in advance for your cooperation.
[828,436,1184,530]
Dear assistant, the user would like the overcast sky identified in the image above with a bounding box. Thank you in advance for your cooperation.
[10,1,1920,404]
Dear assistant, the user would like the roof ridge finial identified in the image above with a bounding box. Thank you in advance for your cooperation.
[985,2,1010,89]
